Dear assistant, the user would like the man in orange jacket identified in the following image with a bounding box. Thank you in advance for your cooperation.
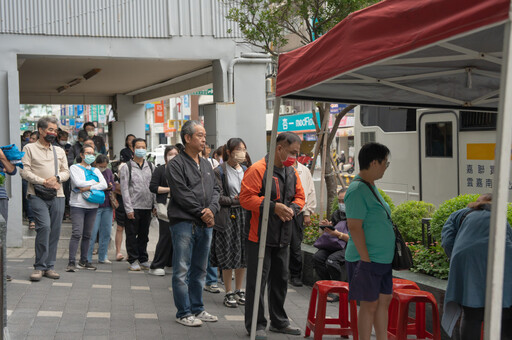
[240,132,305,339]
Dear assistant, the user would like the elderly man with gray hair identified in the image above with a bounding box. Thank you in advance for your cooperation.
[165,120,220,327]
[21,116,70,282]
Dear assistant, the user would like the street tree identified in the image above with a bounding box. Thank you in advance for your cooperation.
[224,0,378,212]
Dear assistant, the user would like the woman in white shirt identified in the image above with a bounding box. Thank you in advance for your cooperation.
[67,145,107,272]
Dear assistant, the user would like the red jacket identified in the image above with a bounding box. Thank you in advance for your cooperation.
[240,156,305,246]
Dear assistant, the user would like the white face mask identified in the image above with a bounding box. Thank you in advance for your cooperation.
[166,155,176,163]
[87,131,95,137]
[233,151,246,164]
[59,140,67,146]
[98,167,107,172]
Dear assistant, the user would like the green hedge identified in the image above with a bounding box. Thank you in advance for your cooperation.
[392,201,436,243]
[430,194,479,241]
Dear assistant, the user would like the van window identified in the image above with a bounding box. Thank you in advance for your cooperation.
[460,111,496,131]
[425,122,453,157]
[360,106,416,132]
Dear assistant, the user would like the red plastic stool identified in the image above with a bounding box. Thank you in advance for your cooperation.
[305,280,358,340]
[388,279,421,334]
[388,289,441,340]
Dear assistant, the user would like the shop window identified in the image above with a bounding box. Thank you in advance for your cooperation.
[425,122,453,157]
[360,106,416,132]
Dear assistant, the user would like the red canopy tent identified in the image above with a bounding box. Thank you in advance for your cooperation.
[255,1,512,339]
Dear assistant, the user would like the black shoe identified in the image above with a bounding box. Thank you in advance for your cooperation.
[289,277,303,287]
[269,325,301,335]
[78,261,97,271]
[66,263,78,272]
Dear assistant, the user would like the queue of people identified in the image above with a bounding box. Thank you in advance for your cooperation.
[12,116,511,340]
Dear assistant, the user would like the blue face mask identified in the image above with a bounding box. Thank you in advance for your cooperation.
[338,203,346,213]
[134,149,147,158]
[84,154,96,165]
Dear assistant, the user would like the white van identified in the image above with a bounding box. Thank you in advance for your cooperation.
[353,106,510,207]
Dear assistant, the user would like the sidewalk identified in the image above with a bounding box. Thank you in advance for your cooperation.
[5,221,344,340]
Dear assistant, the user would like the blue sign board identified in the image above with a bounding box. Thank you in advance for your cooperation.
[145,103,155,109]
[330,104,354,114]
[77,105,84,117]
[145,124,150,132]
[278,112,320,132]
[75,122,83,130]
[184,95,190,108]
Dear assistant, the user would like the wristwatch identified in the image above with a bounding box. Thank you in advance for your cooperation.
[56,175,61,183]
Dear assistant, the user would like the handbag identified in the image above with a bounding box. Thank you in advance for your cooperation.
[355,178,413,271]
[313,220,348,251]
[76,165,105,205]
[108,191,119,209]
[33,146,58,200]
[82,189,105,204]
[156,197,170,222]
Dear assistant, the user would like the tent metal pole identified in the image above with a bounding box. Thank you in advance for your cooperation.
[250,96,281,340]
[483,17,512,340]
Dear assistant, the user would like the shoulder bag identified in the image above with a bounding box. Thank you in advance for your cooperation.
[355,178,413,270]
[33,146,58,200]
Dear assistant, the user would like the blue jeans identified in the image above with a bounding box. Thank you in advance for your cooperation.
[206,258,218,285]
[170,221,213,319]
[87,207,113,262]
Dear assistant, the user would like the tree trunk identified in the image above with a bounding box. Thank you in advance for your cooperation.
[324,152,337,218]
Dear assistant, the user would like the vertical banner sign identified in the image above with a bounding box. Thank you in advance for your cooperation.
[91,105,99,122]
[154,101,164,123]
[60,105,66,125]
[98,105,107,124]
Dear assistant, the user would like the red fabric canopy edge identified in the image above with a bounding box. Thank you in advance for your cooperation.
[276,0,510,97]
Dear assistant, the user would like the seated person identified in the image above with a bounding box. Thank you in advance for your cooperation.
[313,189,350,302]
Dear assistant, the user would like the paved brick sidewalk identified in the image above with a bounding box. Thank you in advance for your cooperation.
[5,222,344,340]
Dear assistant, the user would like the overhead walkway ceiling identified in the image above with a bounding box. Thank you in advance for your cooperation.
[18,56,213,105]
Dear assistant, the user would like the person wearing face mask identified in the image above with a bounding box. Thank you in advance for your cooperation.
[239,131,305,338]
[83,122,107,155]
[120,138,156,271]
[86,154,115,264]
[288,155,317,287]
[148,145,179,276]
[67,145,107,272]
[312,189,349,302]
[21,116,70,281]
[210,138,249,308]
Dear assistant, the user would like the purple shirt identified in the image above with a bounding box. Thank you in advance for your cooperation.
[99,168,115,209]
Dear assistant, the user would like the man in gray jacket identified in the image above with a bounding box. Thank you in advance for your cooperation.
[120,138,155,271]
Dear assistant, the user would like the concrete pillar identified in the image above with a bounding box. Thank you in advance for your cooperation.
[233,63,267,161]
[113,95,146,158]
[0,54,23,247]
[213,60,228,103]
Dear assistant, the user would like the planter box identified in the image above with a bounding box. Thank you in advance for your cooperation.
[300,243,456,340]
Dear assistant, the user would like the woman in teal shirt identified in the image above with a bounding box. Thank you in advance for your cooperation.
[345,142,395,340]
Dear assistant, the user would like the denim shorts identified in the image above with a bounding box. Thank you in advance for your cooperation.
[346,260,392,302]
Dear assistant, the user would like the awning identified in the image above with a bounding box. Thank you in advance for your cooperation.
[276,0,509,111]
[274,1,512,339]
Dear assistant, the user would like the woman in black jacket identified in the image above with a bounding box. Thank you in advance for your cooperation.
[148,145,179,276]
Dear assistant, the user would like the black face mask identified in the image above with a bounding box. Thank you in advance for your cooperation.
[44,134,57,143]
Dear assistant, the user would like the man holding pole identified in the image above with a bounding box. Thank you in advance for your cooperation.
[240,131,305,339]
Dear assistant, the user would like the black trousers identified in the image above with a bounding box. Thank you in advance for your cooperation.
[288,213,304,279]
[245,241,290,332]
[125,209,152,264]
[150,218,173,269]
[460,306,512,340]
[313,248,347,281]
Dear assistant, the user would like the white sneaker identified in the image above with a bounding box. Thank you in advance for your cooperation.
[204,284,221,293]
[99,259,112,264]
[129,262,141,271]
[139,261,150,270]
[195,310,218,322]
[148,268,165,276]
[176,315,203,327]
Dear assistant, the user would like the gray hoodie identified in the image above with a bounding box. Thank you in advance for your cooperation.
[120,160,155,213]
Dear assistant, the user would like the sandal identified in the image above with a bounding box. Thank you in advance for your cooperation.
[116,253,124,261]
[29,221,36,230]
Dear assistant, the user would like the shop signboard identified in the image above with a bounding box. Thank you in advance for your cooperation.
[190,88,213,95]
[184,95,190,108]
[98,105,107,124]
[91,105,98,122]
[278,112,320,132]
[154,101,164,123]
